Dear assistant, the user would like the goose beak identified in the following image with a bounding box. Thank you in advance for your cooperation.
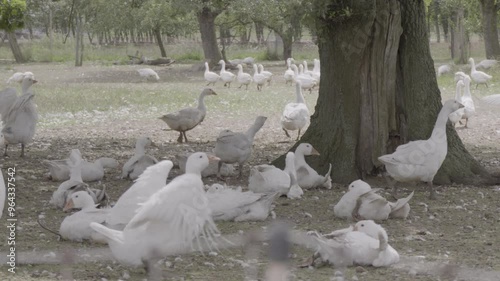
[63,199,74,212]
[458,102,465,108]
[33,80,38,84]
[311,148,320,156]
[208,155,220,161]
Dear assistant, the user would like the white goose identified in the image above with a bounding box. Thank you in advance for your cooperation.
[106,160,173,229]
[454,71,468,82]
[481,94,500,105]
[311,59,321,81]
[121,137,157,180]
[448,80,465,126]
[303,61,315,77]
[204,62,220,86]
[437,65,451,77]
[281,81,309,140]
[294,143,332,189]
[6,71,33,84]
[90,152,220,267]
[291,64,317,93]
[206,184,278,221]
[253,64,268,91]
[333,180,414,221]
[137,68,159,81]
[258,64,273,85]
[461,75,475,128]
[284,58,295,85]
[248,152,304,199]
[60,191,109,242]
[50,151,88,209]
[378,99,464,199]
[476,59,497,70]
[469,58,492,88]
[236,64,252,90]
[219,60,236,88]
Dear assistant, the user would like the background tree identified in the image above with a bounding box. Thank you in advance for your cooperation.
[478,0,500,58]
[442,0,470,63]
[0,0,27,63]
[275,0,490,185]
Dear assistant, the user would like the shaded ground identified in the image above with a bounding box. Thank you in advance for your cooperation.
[0,61,499,280]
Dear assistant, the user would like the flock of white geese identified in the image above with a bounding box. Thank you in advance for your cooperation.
[0,56,499,278]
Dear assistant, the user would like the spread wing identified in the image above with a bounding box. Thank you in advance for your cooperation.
[0,88,18,123]
[3,92,35,124]
[378,140,432,166]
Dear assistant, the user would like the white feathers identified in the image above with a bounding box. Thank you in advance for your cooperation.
[121,137,157,180]
[281,82,309,140]
[236,64,252,90]
[481,94,500,105]
[204,62,220,86]
[137,68,159,81]
[294,143,332,189]
[219,60,236,88]
[437,65,451,76]
[469,58,492,87]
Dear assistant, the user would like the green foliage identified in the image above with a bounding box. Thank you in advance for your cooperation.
[0,0,27,31]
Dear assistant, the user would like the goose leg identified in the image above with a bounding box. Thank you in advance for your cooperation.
[177,132,183,143]
[475,84,478,89]
[217,161,223,179]
[183,131,189,142]
[245,84,249,90]
[283,128,290,138]
[428,181,436,200]
[465,118,469,128]
[238,163,244,178]
[3,144,8,157]
[486,83,489,88]
[351,196,364,221]
[206,82,211,86]
[296,129,301,141]
[20,144,25,157]
[238,84,243,89]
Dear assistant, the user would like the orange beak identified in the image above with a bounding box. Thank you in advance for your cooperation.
[208,155,221,161]
[63,199,74,212]
[311,148,320,156]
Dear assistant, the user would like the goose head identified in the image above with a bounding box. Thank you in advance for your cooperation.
[468,58,475,65]
[218,60,226,67]
[207,183,225,193]
[185,152,219,174]
[258,64,264,73]
[443,99,464,112]
[201,88,217,96]
[353,220,387,241]
[253,64,259,74]
[204,62,210,70]
[137,136,155,149]
[347,179,372,193]
[295,143,320,156]
[63,191,95,212]
[21,73,37,92]
[237,64,243,71]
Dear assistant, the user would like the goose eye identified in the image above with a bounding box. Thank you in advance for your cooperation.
[199,155,203,158]
[76,195,79,198]
[361,224,364,227]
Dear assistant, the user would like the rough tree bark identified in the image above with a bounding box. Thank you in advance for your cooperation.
[450,8,469,64]
[440,12,449,42]
[255,21,264,44]
[432,0,440,43]
[274,0,489,185]
[197,7,222,64]
[154,27,167,57]
[479,0,500,59]
[7,31,25,63]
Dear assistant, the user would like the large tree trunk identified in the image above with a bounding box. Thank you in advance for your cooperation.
[197,7,222,64]
[154,27,167,57]
[255,21,264,44]
[75,14,84,67]
[432,0,440,43]
[282,34,293,63]
[450,8,469,64]
[274,0,489,185]
[440,12,449,42]
[7,32,25,63]
[479,0,500,59]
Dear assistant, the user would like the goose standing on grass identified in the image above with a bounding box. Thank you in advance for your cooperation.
[60,191,110,242]
[481,94,500,105]
[121,137,158,180]
[284,58,295,85]
[291,64,317,93]
[448,80,465,126]
[90,152,220,268]
[294,143,332,189]
[281,81,309,140]
[248,152,303,199]
[204,62,220,86]
[253,64,268,91]
[0,73,38,157]
[378,99,464,199]
[236,64,252,90]
[215,116,267,178]
[469,58,492,88]
[437,65,451,77]
[476,59,497,70]
[258,64,273,85]
[106,160,173,229]
[160,88,217,143]
[137,68,159,81]
[461,75,475,128]
[219,60,236,88]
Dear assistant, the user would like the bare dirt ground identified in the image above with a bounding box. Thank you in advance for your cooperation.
[0,63,499,281]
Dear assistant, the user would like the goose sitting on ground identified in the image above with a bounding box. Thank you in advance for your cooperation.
[236,64,252,90]
[137,68,159,81]
[307,220,399,268]
[219,60,236,88]
[6,71,33,84]
[469,58,492,88]
[448,80,465,126]
[333,180,414,221]
[90,152,220,268]
[0,72,38,157]
[437,64,451,77]
[294,143,332,189]
[242,57,255,66]
[476,59,497,70]
[481,94,500,105]
[106,160,173,230]
[206,184,278,222]
[281,82,309,140]
[60,191,110,242]
[248,152,304,199]
[215,116,267,178]
[44,149,118,182]
[291,64,317,93]
[460,75,475,128]
[258,64,273,85]
[204,62,220,86]
[253,64,268,91]
[160,88,217,143]
[284,58,295,85]
[121,137,158,180]
[176,153,236,177]
[378,99,464,199]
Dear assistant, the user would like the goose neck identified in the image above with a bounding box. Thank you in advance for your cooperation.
[454,84,462,100]
[295,84,305,103]
[431,106,453,141]
[463,80,472,98]
[197,92,208,110]
[134,144,146,155]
